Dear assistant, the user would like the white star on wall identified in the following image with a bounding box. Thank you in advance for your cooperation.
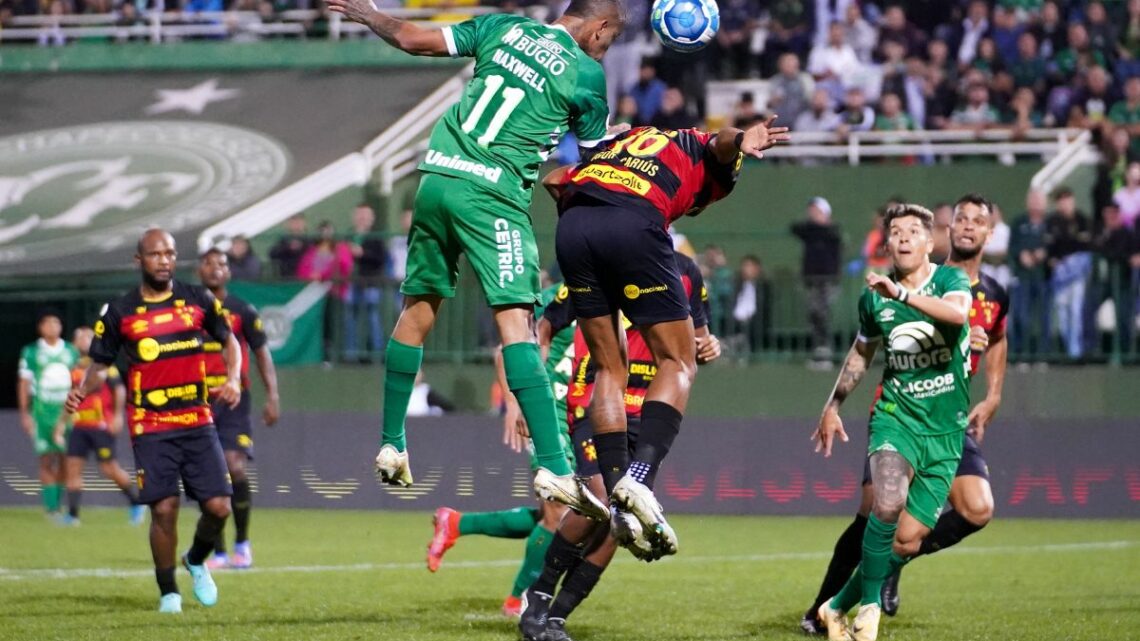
[145,79,241,115]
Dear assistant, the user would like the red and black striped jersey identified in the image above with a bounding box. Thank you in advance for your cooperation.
[558,252,709,426]
[90,281,232,439]
[968,272,1009,376]
[561,126,743,226]
[203,294,267,392]
[70,358,122,431]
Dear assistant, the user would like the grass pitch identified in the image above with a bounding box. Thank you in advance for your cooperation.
[1,508,1137,641]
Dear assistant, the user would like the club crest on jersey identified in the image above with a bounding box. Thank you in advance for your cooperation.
[887,321,952,370]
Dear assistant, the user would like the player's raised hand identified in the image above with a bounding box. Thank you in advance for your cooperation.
[739,114,791,159]
[210,378,242,409]
[866,272,902,300]
[325,0,376,25]
[695,334,721,364]
[812,407,848,458]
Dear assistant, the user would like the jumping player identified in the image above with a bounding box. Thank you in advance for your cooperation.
[67,229,241,613]
[198,248,280,570]
[812,204,972,641]
[550,118,787,555]
[58,326,145,526]
[324,0,623,518]
[800,194,1008,633]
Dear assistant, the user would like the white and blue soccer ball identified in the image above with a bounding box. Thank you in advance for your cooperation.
[650,0,720,53]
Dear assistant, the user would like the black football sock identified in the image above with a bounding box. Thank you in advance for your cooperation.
[811,514,868,612]
[593,431,629,496]
[232,478,252,544]
[156,567,178,596]
[627,401,682,490]
[548,560,605,620]
[187,511,227,566]
[531,533,585,596]
[67,490,82,519]
[917,509,984,557]
[214,524,227,556]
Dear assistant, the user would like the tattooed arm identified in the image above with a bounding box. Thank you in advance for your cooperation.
[324,0,449,56]
[811,338,878,457]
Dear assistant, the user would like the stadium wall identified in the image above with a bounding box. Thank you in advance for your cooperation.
[0,412,1133,518]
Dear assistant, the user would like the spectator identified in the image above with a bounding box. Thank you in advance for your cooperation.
[982,202,1013,289]
[1051,23,1107,83]
[602,0,648,113]
[226,235,262,281]
[931,203,953,263]
[949,82,1001,131]
[760,0,813,77]
[923,64,959,129]
[807,21,861,101]
[767,53,814,128]
[731,254,769,354]
[991,6,1026,63]
[1007,86,1045,134]
[1109,77,1140,156]
[712,0,758,79]
[926,38,954,79]
[1096,127,1138,216]
[954,0,991,68]
[1114,161,1140,228]
[1009,31,1047,97]
[387,208,412,308]
[1046,187,1094,359]
[897,56,929,129]
[837,86,875,134]
[877,4,927,58]
[1084,1,1118,62]
[813,0,855,47]
[1067,65,1115,130]
[269,213,310,279]
[628,60,667,124]
[699,244,735,338]
[791,197,842,365]
[615,95,639,127]
[1030,0,1067,60]
[1120,0,1140,62]
[878,38,909,97]
[650,87,694,130]
[1091,203,1140,349]
[873,91,916,132]
[732,92,763,128]
[971,37,1006,78]
[298,220,353,296]
[794,87,842,133]
[843,2,877,63]
[344,204,390,362]
[37,0,67,47]
[1009,188,1053,358]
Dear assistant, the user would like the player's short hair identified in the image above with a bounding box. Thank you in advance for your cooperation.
[883,203,934,232]
[564,0,622,21]
[199,247,226,261]
[954,193,993,219]
[36,307,63,325]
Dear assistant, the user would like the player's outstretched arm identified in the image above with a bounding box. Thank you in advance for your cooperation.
[812,338,877,457]
[866,272,970,326]
[711,115,791,163]
[325,0,448,56]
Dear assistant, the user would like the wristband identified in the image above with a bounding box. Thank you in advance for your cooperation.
[895,284,909,304]
[734,131,744,150]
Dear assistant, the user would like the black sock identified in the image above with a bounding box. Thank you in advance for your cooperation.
[232,479,251,544]
[549,560,605,620]
[187,511,227,566]
[917,509,984,557]
[811,514,868,612]
[628,401,682,490]
[121,486,141,505]
[67,490,81,519]
[593,431,629,496]
[214,523,227,556]
[155,567,178,596]
[531,533,585,595]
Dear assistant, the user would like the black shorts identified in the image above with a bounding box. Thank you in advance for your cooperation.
[67,429,116,462]
[132,427,233,504]
[569,417,641,478]
[861,428,990,484]
[555,203,690,326]
[212,391,254,459]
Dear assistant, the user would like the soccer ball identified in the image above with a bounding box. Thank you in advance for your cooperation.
[650,0,720,53]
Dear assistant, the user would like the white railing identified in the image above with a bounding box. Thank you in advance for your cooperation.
[765,128,1088,165]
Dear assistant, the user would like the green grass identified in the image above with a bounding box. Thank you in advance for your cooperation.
[1,508,1138,641]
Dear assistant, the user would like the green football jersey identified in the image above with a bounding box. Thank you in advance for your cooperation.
[421,13,610,201]
[859,265,972,435]
[18,339,80,410]
[536,283,576,432]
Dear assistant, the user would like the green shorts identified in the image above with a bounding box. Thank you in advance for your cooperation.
[403,172,541,307]
[33,404,67,456]
[868,412,964,529]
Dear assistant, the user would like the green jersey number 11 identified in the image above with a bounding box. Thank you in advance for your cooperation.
[460,75,526,147]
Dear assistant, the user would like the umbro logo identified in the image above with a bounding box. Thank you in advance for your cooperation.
[880,309,895,322]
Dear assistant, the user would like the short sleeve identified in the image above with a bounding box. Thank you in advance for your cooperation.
[940,266,972,297]
[442,13,514,58]
[857,290,881,342]
[106,365,124,388]
[17,345,33,381]
[571,62,610,148]
[198,289,233,344]
[90,304,122,366]
[542,285,576,335]
[241,303,268,351]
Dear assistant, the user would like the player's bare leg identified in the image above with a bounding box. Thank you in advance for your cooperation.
[608,318,695,558]
[376,295,442,486]
[506,306,605,520]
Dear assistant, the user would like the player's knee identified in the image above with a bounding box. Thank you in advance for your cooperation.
[66,479,83,492]
[870,499,904,523]
[150,498,178,522]
[209,497,232,520]
[959,493,994,526]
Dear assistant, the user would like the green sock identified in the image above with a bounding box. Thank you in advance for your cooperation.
[511,524,556,597]
[830,565,863,613]
[459,506,540,538]
[381,338,423,452]
[859,514,899,606]
[43,483,63,513]
[502,343,572,476]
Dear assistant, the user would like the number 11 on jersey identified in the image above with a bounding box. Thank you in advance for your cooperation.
[460,74,526,147]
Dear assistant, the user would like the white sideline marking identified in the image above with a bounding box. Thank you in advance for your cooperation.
[0,540,1134,582]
